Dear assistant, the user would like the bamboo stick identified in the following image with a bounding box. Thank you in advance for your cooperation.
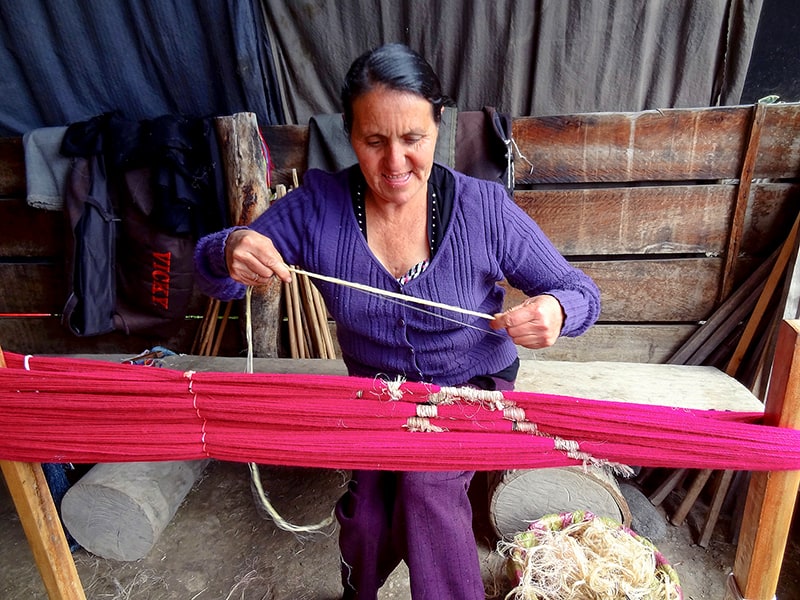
[299,280,313,358]
[313,284,336,358]
[284,281,299,359]
[289,277,307,358]
[300,273,327,357]
[210,301,233,357]
[198,298,220,356]
[192,297,218,355]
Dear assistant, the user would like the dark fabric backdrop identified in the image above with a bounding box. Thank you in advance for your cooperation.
[262,0,764,123]
[0,0,769,136]
[0,0,284,136]
[741,0,800,103]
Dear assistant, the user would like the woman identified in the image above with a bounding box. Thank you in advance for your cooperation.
[194,43,600,600]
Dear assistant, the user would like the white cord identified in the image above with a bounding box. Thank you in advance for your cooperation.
[245,285,335,535]
[287,266,495,321]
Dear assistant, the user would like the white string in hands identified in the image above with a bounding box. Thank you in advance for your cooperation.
[287,266,496,321]
[360,289,508,339]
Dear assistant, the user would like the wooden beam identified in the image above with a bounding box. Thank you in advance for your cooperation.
[720,102,769,301]
[0,346,86,599]
[506,257,723,322]
[727,320,800,599]
[512,107,753,185]
[694,220,800,549]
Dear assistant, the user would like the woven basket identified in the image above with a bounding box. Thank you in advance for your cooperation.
[504,510,683,600]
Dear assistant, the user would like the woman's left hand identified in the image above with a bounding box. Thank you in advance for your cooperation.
[490,295,565,349]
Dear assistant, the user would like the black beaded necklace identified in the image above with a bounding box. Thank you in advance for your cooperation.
[353,180,440,256]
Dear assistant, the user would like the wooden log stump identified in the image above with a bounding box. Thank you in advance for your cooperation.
[488,466,631,540]
[61,459,209,561]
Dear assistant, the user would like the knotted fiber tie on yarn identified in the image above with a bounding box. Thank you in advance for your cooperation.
[0,350,797,474]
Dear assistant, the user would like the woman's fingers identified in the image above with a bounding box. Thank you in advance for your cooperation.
[490,295,564,349]
[225,229,292,284]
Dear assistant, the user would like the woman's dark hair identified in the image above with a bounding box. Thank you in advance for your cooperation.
[341,43,446,133]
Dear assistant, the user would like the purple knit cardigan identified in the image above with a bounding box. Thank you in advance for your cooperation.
[194,166,600,386]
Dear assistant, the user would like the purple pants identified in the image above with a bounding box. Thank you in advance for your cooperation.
[336,469,483,599]
[335,373,515,599]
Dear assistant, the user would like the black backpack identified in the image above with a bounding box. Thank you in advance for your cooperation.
[60,113,226,336]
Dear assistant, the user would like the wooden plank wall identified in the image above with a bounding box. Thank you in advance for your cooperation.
[512,105,800,361]
[2,103,800,362]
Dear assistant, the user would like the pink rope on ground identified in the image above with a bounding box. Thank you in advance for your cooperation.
[0,352,792,472]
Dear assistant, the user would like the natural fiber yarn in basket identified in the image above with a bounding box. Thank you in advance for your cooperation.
[499,510,683,600]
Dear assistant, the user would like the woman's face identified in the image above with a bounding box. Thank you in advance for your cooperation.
[349,85,439,207]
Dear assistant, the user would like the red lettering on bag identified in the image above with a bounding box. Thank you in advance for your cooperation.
[152,252,171,310]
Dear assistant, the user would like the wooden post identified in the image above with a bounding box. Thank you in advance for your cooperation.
[726,319,800,599]
[0,346,86,600]
[214,112,282,357]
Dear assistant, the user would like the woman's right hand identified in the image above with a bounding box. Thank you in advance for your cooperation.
[224,229,293,285]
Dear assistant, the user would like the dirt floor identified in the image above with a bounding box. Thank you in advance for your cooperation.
[2,460,800,600]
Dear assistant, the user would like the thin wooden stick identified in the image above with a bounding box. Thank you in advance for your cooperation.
[201,299,222,356]
[299,280,313,358]
[300,273,328,357]
[296,274,315,354]
[210,301,233,357]
[192,297,218,355]
[274,173,337,359]
[198,299,220,356]
[284,281,299,359]
[667,249,776,365]
[726,211,800,377]
[289,277,308,358]
[312,284,336,358]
